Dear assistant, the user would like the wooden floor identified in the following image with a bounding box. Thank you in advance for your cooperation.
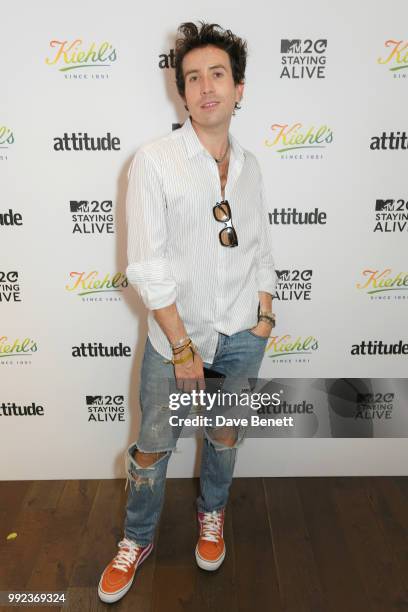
[1,476,408,611]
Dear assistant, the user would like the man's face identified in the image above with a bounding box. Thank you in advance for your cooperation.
[181,44,244,129]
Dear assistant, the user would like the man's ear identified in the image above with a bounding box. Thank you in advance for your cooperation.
[181,95,188,112]
[236,82,245,104]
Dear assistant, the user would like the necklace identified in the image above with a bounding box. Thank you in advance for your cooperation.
[214,140,230,164]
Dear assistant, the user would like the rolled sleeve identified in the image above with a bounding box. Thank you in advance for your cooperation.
[125,148,177,310]
[256,170,277,296]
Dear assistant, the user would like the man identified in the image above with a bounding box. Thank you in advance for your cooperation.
[98,21,277,604]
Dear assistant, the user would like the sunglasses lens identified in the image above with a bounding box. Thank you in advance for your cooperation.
[220,227,238,247]
[214,201,231,222]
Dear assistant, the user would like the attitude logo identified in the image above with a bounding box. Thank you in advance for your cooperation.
[355,392,394,420]
[0,209,23,227]
[0,402,45,417]
[45,39,117,79]
[351,339,408,356]
[265,122,333,159]
[86,395,126,423]
[0,336,38,366]
[65,271,127,302]
[356,268,408,301]
[370,131,408,150]
[158,48,175,69]
[374,199,408,232]
[0,271,21,303]
[377,40,408,78]
[70,200,114,234]
[269,207,327,225]
[264,334,319,363]
[274,269,312,301]
[53,132,120,151]
[0,125,14,161]
[280,39,327,79]
[72,342,131,358]
[257,398,314,416]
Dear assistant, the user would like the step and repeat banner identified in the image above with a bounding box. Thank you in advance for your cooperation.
[1,0,407,479]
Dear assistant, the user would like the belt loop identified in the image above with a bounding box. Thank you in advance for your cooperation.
[214,332,224,359]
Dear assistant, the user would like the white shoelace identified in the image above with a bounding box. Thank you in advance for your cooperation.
[200,511,223,543]
[112,538,141,571]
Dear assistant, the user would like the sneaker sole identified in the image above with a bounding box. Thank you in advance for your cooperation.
[98,542,154,603]
[195,544,226,571]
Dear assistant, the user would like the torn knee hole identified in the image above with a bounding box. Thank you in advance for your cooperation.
[133,450,166,467]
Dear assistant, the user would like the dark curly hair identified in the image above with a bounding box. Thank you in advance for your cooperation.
[174,21,248,113]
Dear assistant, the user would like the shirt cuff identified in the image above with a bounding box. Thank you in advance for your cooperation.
[256,268,277,296]
[126,258,177,310]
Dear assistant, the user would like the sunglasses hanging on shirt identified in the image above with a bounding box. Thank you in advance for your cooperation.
[212,200,238,248]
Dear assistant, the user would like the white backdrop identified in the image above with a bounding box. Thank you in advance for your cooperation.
[1,0,407,479]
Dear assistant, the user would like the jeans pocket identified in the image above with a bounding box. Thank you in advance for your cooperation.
[247,328,269,342]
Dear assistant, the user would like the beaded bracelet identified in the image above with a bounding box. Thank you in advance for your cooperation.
[172,339,192,355]
[258,313,276,327]
[170,335,190,350]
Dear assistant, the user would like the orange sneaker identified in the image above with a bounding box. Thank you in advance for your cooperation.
[195,509,226,571]
[98,537,153,603]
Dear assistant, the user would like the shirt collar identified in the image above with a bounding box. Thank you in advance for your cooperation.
[180,115,245,164]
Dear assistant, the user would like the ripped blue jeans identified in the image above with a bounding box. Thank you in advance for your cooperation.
[124,329,268,546]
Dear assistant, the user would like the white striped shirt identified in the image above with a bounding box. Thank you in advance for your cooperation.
[126,116,277,364]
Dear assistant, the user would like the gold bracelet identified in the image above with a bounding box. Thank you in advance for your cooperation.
[163,352,192,365]
[172,350,194,365]
[164,341,198,365]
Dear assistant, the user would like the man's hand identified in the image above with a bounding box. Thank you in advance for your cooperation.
[249,320,273,339]
[174,346,205,392]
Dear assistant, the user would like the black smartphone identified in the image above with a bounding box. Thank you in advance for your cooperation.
[203,366,226,380]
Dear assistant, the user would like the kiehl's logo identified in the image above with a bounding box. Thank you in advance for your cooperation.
[0,126,14,148]
[377,40,408,72]
[45,39,117,71]
[356,269,408,295]
[265,334,319,360]
[0,336,38,358]
[265,122,333,155]
[65,271,128,296]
